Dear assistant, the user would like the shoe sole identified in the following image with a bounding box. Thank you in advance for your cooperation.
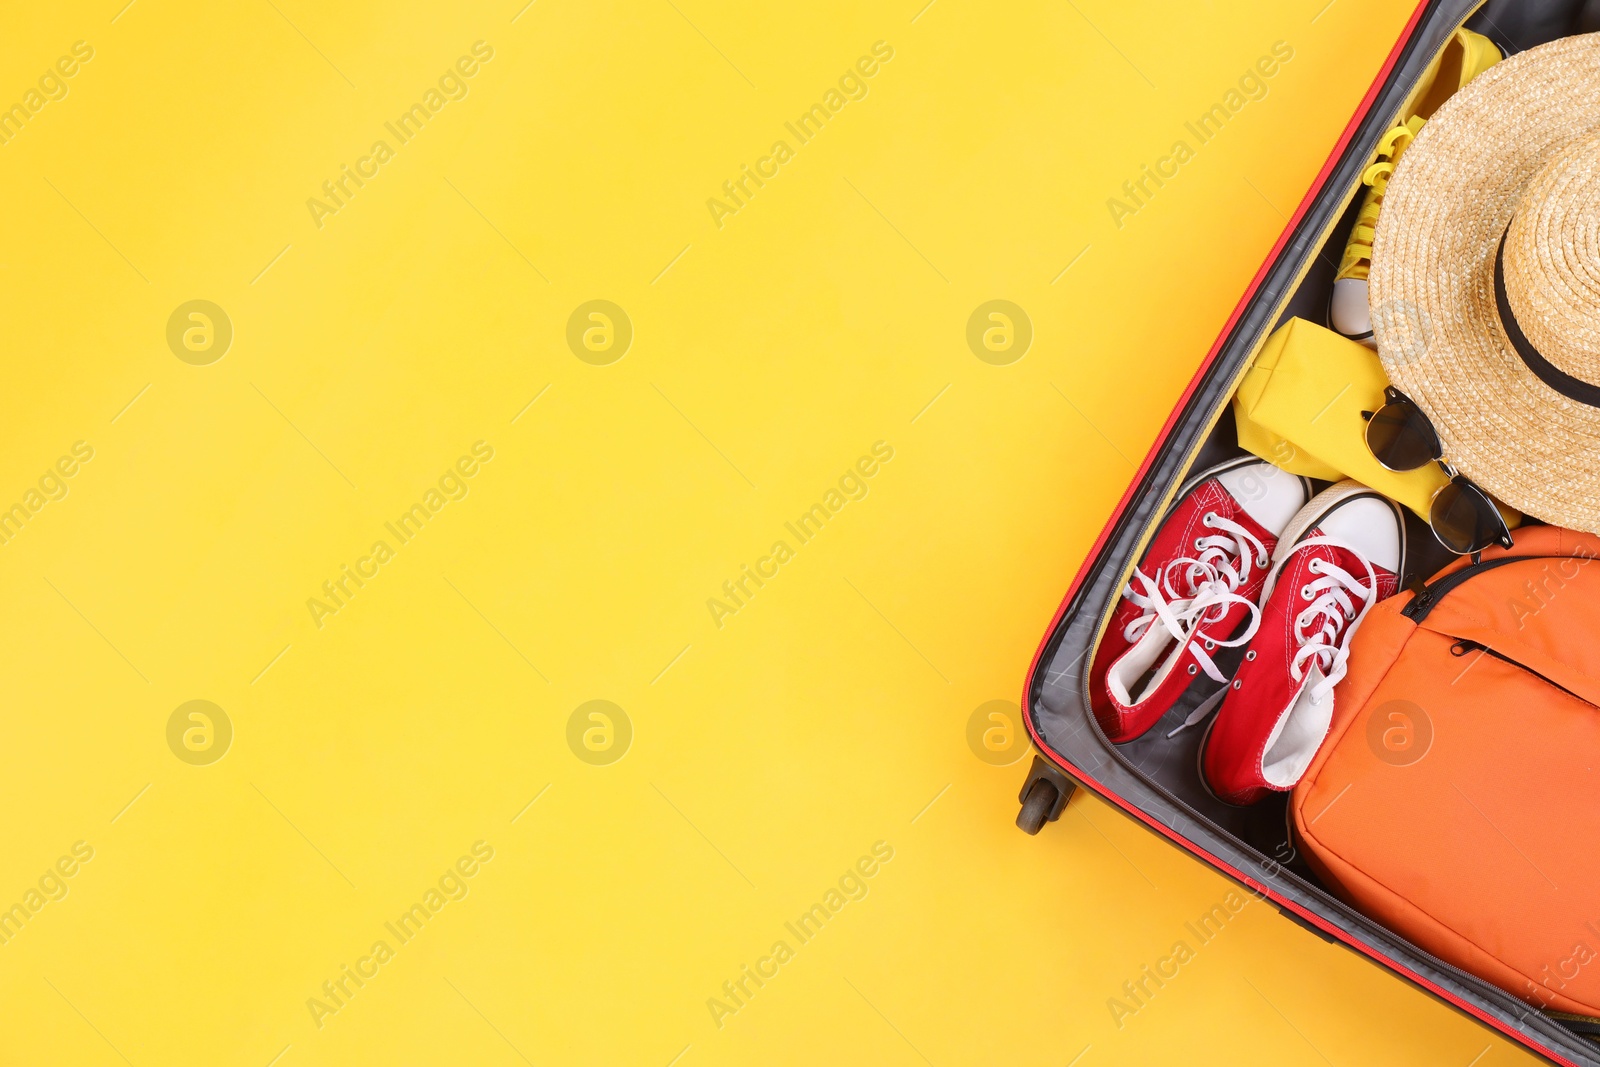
[1195,707,1248,808]
[1195,697,1291,809]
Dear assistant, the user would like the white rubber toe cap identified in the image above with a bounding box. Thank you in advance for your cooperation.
[1329,277,1374,344]
[1286,482,1405,576]
[1215,461,1312,538]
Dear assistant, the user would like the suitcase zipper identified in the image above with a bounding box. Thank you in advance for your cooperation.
[1545,1009,1600,1036]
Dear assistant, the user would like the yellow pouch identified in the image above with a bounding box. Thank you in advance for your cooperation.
[1234,317,1451,521]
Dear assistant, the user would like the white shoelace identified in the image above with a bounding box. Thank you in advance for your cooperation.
[1167,534,1381,738]
[1120,511,1269,683]
[1272,535,1381,704]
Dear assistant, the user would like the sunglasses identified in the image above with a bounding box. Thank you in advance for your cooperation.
[1362,386,1514,555]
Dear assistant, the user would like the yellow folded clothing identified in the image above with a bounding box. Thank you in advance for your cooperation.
[1234,317,1518,527]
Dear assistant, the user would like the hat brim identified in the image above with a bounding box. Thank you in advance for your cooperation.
[1370,33,1600,532]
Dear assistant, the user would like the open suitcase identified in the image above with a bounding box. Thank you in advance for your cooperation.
[1017,2,1600,1063]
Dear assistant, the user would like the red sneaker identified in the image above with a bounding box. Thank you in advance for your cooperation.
[1089,458,1312,743]
[1200,481,1405,805]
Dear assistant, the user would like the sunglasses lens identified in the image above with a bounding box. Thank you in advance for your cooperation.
[1365,401,1438,471]
[1431,480,1508,555]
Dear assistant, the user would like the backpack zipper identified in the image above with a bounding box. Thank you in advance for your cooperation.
[1401,554,1580,622]
[1448,639,1592,707]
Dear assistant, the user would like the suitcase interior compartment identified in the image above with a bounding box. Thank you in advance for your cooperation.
[1028,1,1600,1062]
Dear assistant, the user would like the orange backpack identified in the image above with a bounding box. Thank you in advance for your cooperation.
[1292,526,1600,1019]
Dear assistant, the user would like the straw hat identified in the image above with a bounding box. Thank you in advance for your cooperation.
[1369,33,1600,533]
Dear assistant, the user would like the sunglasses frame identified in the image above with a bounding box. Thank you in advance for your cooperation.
[1362,386,1514,555]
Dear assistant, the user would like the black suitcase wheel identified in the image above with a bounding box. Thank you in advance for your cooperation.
[1016,778,1058,834]
[1015,755,1076,834]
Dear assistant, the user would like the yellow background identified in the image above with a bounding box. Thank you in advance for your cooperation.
[0,1,1542,1064]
